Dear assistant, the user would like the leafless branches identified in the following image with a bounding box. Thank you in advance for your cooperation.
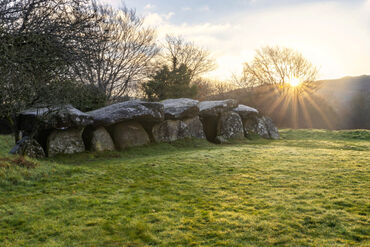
[195,78,237,100]
[0,0,103,136]
[241,46,318,93]
[73,3,159,102]
[160,35,216,81]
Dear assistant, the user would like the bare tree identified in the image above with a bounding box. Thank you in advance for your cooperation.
[0,0,102,67]
[0,0,102,141]
[195,78,237,100]
[241,46,318,93]
[161,35,216,81]
[74,3,159,102]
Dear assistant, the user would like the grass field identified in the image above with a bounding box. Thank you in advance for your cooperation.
[0,129,369,246]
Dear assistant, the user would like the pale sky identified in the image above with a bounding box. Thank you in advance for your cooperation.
[101,0,370,80]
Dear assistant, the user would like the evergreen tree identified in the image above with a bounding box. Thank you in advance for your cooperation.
[143,64,197,101]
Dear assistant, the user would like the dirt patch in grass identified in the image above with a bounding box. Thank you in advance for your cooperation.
[0,156,38,169]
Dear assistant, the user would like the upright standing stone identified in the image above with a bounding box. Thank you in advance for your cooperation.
[198,99,239,142]
[262,117,280,140]
[152,116,206,143]
[47,128,85,157]
[255,117,270,139]
[10,137,45,158]
[88,127,115,152]
[216,112,244,142]
[242,116,279,139]
[152,120,187,143]
[111,122,150,150]
[182,116,206,139]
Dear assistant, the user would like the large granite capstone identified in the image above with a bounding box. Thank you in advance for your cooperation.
[198,99,238,117]
[88,100,164,126]
[18,105,94,131]
[233,104,259,119]
[161,98,199,120]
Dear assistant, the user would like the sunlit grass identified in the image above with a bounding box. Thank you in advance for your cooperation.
[0,129,369,246]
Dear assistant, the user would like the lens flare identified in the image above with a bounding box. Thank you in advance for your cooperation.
[288,77,301,87]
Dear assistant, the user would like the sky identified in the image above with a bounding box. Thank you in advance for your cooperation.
[101,0,370,80]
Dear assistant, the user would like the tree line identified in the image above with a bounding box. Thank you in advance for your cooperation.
[0,0,220,132]
[3,0,364,134]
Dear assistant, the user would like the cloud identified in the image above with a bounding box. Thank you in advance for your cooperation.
[164,12,175,20]
[144,4,155,10]
[144,1,370,80]
[143,13,163,26]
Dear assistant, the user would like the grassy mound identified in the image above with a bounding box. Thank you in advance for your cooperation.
[0,129,369,246]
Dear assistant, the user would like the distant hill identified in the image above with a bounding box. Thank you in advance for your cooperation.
[315,75,370,129]
[205,75,370,130]
[316,75,370,113]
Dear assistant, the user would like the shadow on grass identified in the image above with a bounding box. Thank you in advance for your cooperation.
[49,138,274,166]
[2,129,369,168]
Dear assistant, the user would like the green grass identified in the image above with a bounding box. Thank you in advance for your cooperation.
[0,129,369,246]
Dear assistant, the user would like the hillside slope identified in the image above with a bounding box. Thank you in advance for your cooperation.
[206,75,370,130]
[316,75,370,113]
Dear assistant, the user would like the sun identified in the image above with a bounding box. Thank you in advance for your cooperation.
[288,77,302,87]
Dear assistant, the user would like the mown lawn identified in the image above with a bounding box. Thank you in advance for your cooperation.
[0,129,369,246]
